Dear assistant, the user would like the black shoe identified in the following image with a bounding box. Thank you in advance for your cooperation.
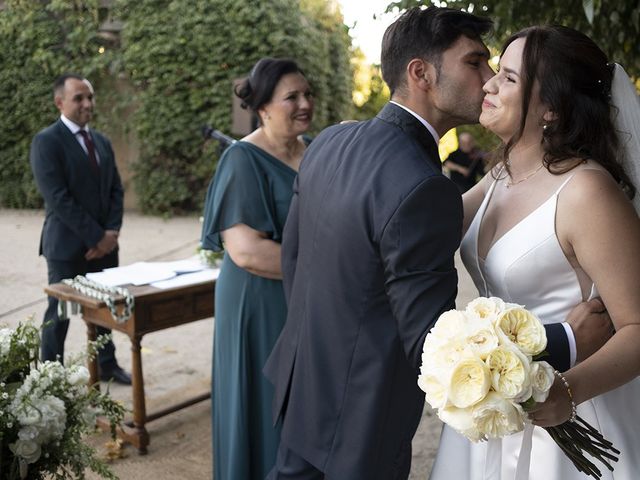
[100,365,132,385]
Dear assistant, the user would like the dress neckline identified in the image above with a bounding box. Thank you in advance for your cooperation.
[476,173,575,262]
[239,140,303,176]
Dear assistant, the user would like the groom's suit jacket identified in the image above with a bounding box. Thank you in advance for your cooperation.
[264,103,463,478]
[30,119,123,262]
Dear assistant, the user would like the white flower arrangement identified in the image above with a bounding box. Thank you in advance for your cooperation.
[419,297,619,478]
[0,321,125,479]
[419,297,553,441]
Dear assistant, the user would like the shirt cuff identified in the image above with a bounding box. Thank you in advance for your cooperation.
[561,322,577,367]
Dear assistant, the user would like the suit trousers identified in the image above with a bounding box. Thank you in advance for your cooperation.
[267,443,325,480]
[267,439,412,480]
[41,251,119,370]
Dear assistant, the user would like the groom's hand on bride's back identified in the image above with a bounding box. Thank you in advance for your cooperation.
[567,297,612,363]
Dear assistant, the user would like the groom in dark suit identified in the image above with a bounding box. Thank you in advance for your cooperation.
[30,73,131,385]
[265,7,611,479]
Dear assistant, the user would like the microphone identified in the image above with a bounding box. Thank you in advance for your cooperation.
[201,125,236,146]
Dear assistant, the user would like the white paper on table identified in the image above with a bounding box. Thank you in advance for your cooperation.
[150,268,220,290]
[144,257,206,274]
[86,262,177,286]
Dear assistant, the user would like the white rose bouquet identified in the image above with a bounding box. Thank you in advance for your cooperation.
[0,321,125,480]
[419,297,618,479]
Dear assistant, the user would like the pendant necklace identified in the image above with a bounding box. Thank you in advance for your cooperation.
[505,163,545,188]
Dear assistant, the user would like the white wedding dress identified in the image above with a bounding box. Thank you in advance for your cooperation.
[429,175,640,480]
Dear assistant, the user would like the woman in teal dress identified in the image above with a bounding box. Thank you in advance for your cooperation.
[201,58,314,480]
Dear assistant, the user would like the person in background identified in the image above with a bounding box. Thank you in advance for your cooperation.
[443,131,486,192]
[30,73,131,385]
[200,57,314,480]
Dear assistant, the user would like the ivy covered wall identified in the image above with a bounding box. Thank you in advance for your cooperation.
[0,0,353,214]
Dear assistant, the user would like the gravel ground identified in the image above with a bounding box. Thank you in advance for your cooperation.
[0,209,477,479]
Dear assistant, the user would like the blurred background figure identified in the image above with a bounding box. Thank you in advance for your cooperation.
[443,131,486,192]
[200,58,314,480]
[30,73,131,385]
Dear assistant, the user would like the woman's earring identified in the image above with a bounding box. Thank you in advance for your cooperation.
[542,124,548,131]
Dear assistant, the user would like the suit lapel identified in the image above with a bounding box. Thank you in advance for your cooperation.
[55,120,101,187]
[376,103,442,171]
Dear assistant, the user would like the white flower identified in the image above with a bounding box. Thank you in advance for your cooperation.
[0,328,13,356]
[472,391,524,439]
[495,307,547,356]
[530,361,555,402]
[465,297,505,323]
[427,309,467,345]
[486,345,532,401]
[10,439,42,464]
[66,365,90,387]
[418,372,448,410]
[13,404,42,427]
[448,356,492,408]
[464,316,500,360]
[438,405,484,442]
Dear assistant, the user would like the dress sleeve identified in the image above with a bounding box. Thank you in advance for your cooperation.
[201,143,278,251]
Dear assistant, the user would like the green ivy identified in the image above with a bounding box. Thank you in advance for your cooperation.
[0,0,353,214]
[0,0,112,208]
[115,0,353,214]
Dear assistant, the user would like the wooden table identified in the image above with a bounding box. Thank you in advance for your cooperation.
[44,279,215,454]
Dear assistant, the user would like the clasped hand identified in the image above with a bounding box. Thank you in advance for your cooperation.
[85,230,119,260]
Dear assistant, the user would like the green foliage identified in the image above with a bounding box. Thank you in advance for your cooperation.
[0,0,112,208]
[386,1,639,78]
[0,0,353,214]
[115,0,353,215]
[352,64,390,121]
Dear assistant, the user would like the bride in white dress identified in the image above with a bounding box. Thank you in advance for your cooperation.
[430,26,640,479]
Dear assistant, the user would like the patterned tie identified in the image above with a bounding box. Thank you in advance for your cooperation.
[77,129,100,174]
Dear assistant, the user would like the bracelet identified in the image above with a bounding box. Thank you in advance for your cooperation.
[554,369,577,422]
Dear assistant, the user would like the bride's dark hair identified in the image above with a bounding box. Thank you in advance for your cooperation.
[494,25,635,198]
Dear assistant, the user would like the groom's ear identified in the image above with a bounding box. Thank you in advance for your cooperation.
[407,59,435,91]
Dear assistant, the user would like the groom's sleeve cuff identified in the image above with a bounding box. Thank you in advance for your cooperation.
[561,321,577,367]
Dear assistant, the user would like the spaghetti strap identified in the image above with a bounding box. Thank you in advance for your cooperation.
[554,174,576,196]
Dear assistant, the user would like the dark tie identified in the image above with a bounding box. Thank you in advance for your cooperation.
[77,129,99,174]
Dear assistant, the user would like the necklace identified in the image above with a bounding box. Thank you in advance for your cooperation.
[505,163,545,188]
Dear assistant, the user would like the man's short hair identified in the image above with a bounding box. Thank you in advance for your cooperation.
[381,6,492,95]
[53,73,85,97]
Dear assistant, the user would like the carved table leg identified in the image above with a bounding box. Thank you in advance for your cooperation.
[131,335,149,454]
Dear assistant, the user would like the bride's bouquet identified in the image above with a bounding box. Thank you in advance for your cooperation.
[0,321,125,480]
[418,297,619,479]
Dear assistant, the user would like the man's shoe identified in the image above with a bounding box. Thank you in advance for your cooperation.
[100,365,132,385]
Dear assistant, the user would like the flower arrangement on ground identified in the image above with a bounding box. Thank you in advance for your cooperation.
[0,321,125,480]
[418,297,618,479]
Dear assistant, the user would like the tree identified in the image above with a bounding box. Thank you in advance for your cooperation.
[386,0,639,78]
[114,0,353,214]
[0,0,111,208]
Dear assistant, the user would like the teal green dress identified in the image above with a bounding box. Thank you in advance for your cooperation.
[201,141,297,480]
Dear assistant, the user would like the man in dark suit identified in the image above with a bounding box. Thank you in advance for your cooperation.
[264,7,611,479]
[30,73,131,385]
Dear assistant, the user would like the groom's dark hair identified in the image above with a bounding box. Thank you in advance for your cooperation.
[381,6,492,95]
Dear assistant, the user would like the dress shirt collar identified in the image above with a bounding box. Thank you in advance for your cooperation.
[389,101,440,144]
[60,114,90,135]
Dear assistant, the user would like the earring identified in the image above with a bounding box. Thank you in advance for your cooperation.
[542,124,548,131]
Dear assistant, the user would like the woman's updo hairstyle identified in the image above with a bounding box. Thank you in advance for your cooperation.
[234,58,305,121]
[497,25,634,198]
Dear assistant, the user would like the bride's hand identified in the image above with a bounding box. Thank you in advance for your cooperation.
[527,377,574,427]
